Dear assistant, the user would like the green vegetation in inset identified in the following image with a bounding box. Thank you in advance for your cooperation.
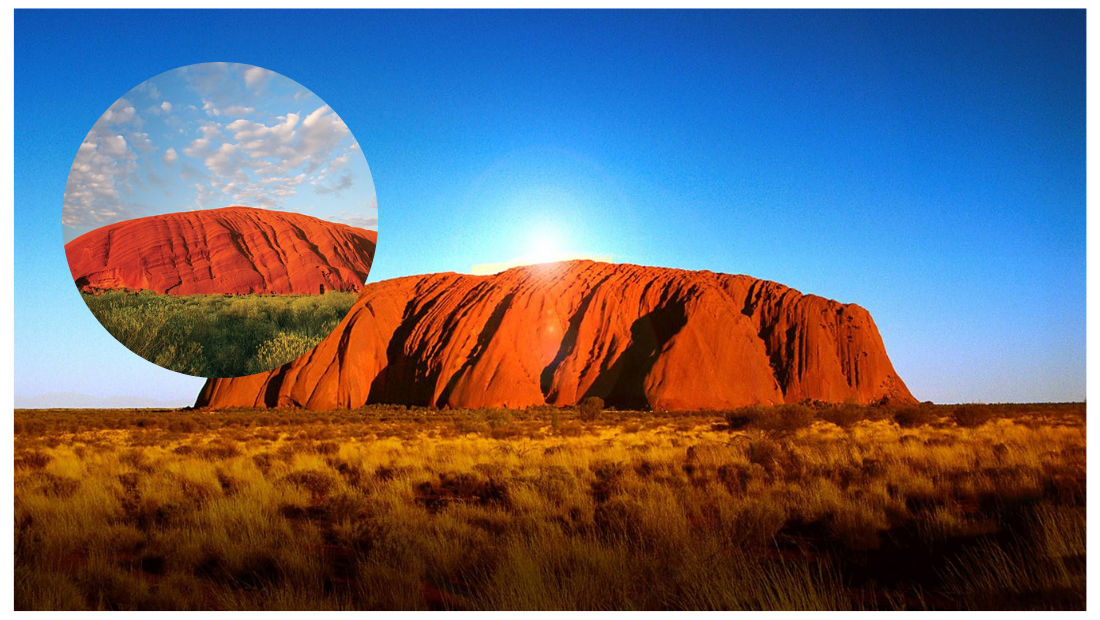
[80,290,358,377]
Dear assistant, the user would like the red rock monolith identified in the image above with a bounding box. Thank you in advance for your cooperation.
[195,261,916,410]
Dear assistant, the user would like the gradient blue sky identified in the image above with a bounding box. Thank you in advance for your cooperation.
[15,9,1085,407]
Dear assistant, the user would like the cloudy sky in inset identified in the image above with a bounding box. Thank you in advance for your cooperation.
[62,62,376,242]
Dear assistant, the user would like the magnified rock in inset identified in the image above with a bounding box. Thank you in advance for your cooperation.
[65,206,376,296]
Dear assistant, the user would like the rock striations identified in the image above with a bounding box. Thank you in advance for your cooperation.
[65,207,377,295]
[195,261,915,411]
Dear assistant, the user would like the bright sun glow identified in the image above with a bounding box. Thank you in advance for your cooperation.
[527,230,562,264]
[469,225,613,275]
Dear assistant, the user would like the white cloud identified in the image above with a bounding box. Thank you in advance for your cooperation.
[185,112,327,207]
[201,100,255,118]
[243,66,274,92]
[62,129,141,230]
[221,105,254,117]
[226,173,309,207]
[341,216,377,230]
[328,154,350,172]
[61,93,166,233]
[161,101,172,113]
[99,134,128,157]
[97,98,138,127]
[128,132,155,153]
[206,143,244,179]
[218,106,352,179]
[180,105,357,209]
[189,182,220,210]
[227,114,298,152]
[199,122,222,139]
[162,147,178,166]
[184,138,246,182]
[326,211,377,231]
[182,137,212,158]
[295,106,351,172]
[313,172,354,197]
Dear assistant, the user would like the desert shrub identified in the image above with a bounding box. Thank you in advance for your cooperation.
[726,407,763,430]
[21,472,81,498]
[748,437,782,473]
[555,421,584,437]
[893,406,938,428]
[590,460,628,502]
[313,441,340,455]
[483,408,513,428]
[317,492,369,523]
[577,396,604,420]
[534,465,576,503]
[281,469,337,498]
[489,425,522,440]
[817,404,866,428]
[197,441,241,461]
[168,419,197,433]
[952,404,993,428]
[15,450,52,470]
[594,497,645,540]
[756,404,815,435]
[727,405,814,434]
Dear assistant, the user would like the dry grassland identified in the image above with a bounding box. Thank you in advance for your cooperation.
[14,403,1085,610]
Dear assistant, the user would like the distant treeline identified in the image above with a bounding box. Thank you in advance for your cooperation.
[81,290,359,377]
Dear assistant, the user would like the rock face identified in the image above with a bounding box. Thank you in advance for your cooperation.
[195,261,916,411]
[65,207,377,295]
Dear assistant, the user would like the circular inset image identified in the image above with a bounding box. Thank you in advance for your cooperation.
[62,63,378,378]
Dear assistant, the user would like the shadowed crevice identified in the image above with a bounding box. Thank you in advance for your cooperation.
[262,366,292,407]
[368,297,431,405]
[584,302,688,410]
[435,291,516,408]
[539,273,615,400]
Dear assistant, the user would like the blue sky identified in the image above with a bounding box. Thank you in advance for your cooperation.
[15,9,1085,406]
[62,62,376,243]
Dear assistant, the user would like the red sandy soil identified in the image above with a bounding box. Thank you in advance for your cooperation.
[196,261,915,411]
[65,206,376,295]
